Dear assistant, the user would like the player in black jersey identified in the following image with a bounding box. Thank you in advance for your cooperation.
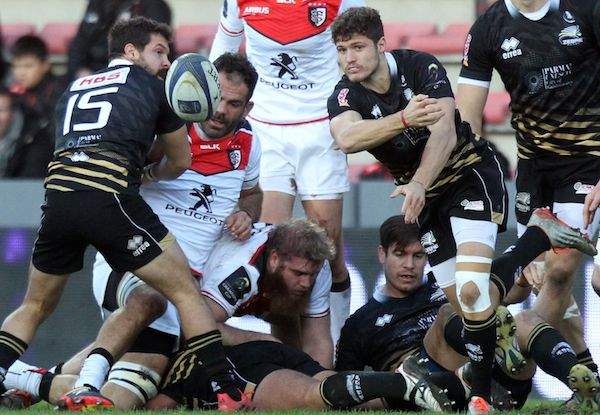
[328,7,509,412]
[0,17,250,411]
[457,0,600,397]
[336,215,600,411]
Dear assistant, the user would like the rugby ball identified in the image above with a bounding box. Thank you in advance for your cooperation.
[165,53,221,122]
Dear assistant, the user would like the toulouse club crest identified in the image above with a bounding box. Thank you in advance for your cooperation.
[228,149,242,169]
[309,6,326,27]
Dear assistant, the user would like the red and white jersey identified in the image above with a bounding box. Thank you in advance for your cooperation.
[210,0,365,125]
[141,120,260,273]
[202,224,331,318]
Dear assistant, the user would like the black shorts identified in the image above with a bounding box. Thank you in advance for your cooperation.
[418,156,508,266]
[515,156,600,225]
[32,190,170,274]
[226,341,326,385]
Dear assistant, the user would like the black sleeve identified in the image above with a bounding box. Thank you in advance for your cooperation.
[156,80,185,134]
[459,17,494,83]
[580,0,600,47]
[407,51,454,99]
[327,83,363,120]
[67,0,105,78]
[334,318,367,371]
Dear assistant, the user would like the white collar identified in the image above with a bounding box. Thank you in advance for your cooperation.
[385,52,398,80]
[108,58,134,67]
[505,0,558,20]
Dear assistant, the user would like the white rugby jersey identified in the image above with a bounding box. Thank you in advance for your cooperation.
[141,120,260,273]
[210,0,365,125]
[202,225,331,318]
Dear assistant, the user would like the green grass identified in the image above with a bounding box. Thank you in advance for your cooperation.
[4,399,592,414]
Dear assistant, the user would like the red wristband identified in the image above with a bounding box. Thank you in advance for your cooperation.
[400,110,409,128]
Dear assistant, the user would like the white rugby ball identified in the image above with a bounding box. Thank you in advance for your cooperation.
[165,53,221,122]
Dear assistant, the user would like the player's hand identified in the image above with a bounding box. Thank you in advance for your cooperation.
[390,180,426,224]
[520,262,545,295]
[583,180,600,228]
[399,94,444,128]
[225,211,252,240]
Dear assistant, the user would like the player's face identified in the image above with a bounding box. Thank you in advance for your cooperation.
[379,240,427,297]
[201,72,252,139]
[12,55,50,90]
[275,255,321,299]
[335,34,384,83]
[133,34,171,78]
[0,95,13,137]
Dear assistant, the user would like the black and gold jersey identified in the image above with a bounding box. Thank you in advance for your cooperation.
[459,0,600,159]
[335,273,447,372]
[47,60,184,194]
[328,49,491,199]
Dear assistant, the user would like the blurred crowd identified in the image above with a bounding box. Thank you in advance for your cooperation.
[0,0,171,178]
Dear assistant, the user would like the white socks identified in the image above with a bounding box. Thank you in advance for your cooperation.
[75,353,111,390]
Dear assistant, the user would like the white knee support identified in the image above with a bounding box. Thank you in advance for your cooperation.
[455,255,492,313]
[106,361,161,403]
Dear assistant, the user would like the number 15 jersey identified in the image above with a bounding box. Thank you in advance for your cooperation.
[48,59,184,194]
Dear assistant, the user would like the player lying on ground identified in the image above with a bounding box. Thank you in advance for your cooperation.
[335,214,599,412]
[1,220,335,410]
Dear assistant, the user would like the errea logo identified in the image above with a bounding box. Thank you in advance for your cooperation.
[501,37,522,60]
[375,314,393,327]
[127,235,150,257]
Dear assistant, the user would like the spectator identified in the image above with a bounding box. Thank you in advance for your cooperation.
[10,35,66,123]
[68,0,172,80]
[0,88,53,178]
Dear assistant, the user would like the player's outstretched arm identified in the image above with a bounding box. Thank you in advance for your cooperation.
[301,315,334,369]
[143,126,191,183]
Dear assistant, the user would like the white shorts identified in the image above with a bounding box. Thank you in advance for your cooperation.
[92,253,181,336]
[250,118,350,199]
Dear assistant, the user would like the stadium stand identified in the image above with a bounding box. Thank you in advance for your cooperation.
[39,23,78,55]
[383,21,437,50]
[175,24,217,54]
[1,24,36,48]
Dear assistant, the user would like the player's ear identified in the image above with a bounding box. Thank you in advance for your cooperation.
[377,36,385,54]
[378,245,386,265]
[267,249,280,272]
[243,100,254,117]
[123,42,139,60]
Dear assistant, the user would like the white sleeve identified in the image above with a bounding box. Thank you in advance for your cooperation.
[339,0,366,13]
[201,264,259,317]
[302,263,331,318]
[242,134,261,190]
[209,0,244,61]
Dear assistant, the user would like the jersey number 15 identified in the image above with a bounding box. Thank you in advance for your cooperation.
[62,87,119,135]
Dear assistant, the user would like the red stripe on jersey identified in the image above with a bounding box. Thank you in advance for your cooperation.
[220,22,244,36]
[238,0,342,45]
[187,123,253,175]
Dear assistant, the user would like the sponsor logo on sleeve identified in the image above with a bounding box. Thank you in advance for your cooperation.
[337,88,349,107]
[218,267,252,305]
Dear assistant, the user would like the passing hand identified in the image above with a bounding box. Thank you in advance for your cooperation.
[398,94,444,128]
[390,180,426,224]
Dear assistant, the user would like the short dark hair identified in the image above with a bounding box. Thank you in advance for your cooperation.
[11,35,48,61]
[266,219,335,264]
[108,16,172,60]
[213,53,258,101]
[331,7,384,44]
[379,215,420,252]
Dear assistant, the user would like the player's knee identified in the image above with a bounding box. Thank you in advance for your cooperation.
[456,272,491,313]
[545,258,577,287]
[21,295,60,318]
[126,287,167,323]
[459,282,481,307]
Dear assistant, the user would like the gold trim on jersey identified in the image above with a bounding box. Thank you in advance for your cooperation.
[45,174,119,193]
[45,184,75,192]
[47,165,128,187]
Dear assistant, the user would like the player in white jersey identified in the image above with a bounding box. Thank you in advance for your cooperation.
[209,0,366,344]
[0,53,263,410]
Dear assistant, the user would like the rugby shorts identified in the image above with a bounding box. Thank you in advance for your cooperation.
[418,155,508,266]
[33,190,171,274]
[250,118,350,199]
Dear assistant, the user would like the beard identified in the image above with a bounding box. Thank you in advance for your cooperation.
[261,266,310,325]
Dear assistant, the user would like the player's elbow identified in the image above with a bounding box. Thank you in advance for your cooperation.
[335,134,359,154]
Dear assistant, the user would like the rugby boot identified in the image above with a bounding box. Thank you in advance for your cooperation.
[495,306,526,375]
[56,385,114,411]
[468,396,493,414]
[528,207,597,255]
[217,390,253,412]
[456,362,516,410]
[397,355,453,412]
[568,364,600,410]
[0,389,35,409]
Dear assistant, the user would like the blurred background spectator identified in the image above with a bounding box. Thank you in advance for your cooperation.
[0,87,52,177]
[67,0,172,80]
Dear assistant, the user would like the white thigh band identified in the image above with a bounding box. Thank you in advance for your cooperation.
[450,217,498,249]
[430,257,457,289]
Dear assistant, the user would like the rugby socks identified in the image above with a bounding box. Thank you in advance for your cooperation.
[443,313,467,355]
[75,347,114,390]
[463,313,497,401]
[526,323,576,385]
[0,331,28,380]
[39,371,56,402]
[492,364,532,410]
[320,371,407,409]
[490,227,551,300]
[330,272,351,349]
[577,349,599,379]
[429,371,468,411]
